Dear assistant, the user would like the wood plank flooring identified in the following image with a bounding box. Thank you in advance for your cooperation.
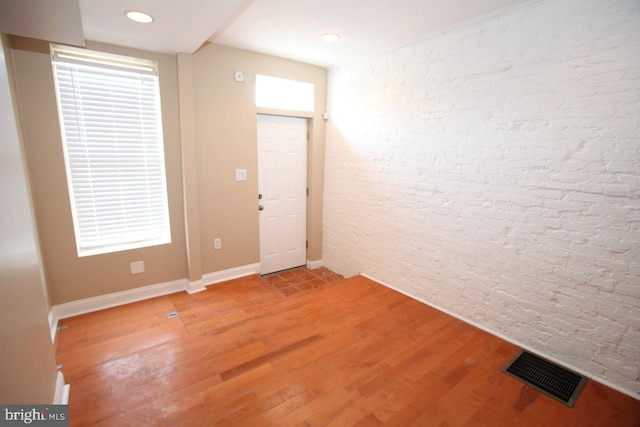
[55,273,640,426]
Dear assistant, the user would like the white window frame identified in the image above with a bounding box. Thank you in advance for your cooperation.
[50,44,171,257]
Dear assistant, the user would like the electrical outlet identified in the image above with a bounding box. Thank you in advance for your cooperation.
[130,261,145,275]
[214,238,221,250]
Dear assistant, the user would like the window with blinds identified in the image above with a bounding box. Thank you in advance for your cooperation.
[51,45,171,257]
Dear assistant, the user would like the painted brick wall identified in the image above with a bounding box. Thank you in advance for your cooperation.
[324,0,640,395]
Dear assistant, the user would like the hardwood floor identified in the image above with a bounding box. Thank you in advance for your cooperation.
[55,273,640,426]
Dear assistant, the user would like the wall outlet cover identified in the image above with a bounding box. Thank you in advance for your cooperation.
[130,261,145,274]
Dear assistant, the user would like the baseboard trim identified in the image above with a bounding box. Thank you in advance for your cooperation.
[360,273,640,401]
[50,278,187,328]
[53,371,70,405]
[306,259,324,269]
[186,279,206,294]
[49,310,59,344]
[202,263,261,286]
[48,263,263,340]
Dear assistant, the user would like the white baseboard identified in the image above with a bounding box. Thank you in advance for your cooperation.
[53,371,70,405]
[202,263,261,286]
[186,279,206,294]
[49,278,187,338]
[49,310,59,344]
[360,273,640,402]
[306,259,324,269]
[49,263,263,339]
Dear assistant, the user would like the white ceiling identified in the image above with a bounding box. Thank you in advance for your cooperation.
[6,0,527,68]
[211,0,525,68]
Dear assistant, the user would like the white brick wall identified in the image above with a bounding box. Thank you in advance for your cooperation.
[324,0,640,395]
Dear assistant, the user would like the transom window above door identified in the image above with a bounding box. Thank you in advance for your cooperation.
[255,74,314,112]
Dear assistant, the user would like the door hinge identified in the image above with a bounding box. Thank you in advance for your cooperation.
[306,240,308,249]
[306,187,309,196]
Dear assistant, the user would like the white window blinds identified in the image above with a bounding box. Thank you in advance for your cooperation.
[51,45,171,257]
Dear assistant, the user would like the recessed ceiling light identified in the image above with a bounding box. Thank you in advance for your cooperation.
[125,10,154,24]
[321,33,340,43]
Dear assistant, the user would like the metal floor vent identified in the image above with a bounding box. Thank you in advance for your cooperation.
[502,350,587,407]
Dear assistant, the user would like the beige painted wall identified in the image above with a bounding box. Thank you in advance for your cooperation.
[11,39,187,305]
[0,34,58,403]
[191,44,326,274]
[8,37,326,305]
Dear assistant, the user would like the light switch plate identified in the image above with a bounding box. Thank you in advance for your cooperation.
[234,71,244,82]
[235,169,247,181]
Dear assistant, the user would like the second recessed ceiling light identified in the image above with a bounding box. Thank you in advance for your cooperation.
[126,10,154,24]
[322,33,340,43]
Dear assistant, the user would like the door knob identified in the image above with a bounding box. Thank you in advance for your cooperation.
[258,205,264,211]
[258,193,263,199]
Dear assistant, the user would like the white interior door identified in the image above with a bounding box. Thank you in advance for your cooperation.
[258,114,307,275]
